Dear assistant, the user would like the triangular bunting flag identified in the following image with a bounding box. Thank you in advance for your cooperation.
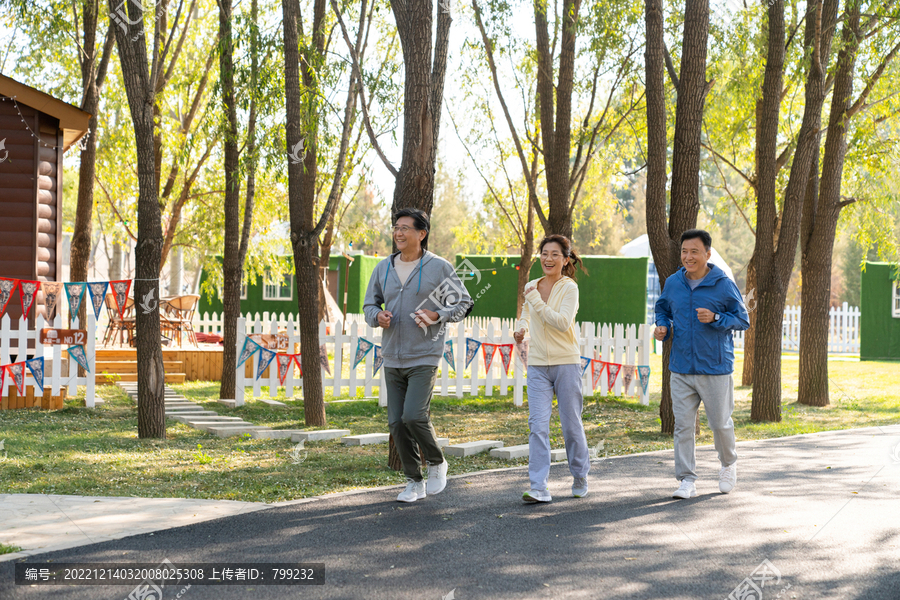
[352,338,375,370]
[67,345,90,373]
[465,338,481,370]
[621,365,636,396]
[637,365,651,395]
[607,363,621,388]
[18,280,40,319]
[498,344,513,375]
[591,360,606,389]
[87,282,109,320]
[0,278,17,318]
[580,356,592,377]
[443,340,455,369]
[0,366,5,396]
[65,282,87,319]
[25,357,45,392]
[6,363,25,396]
[319,344,331,376]
[237,336,261,367]
[42,282,62,321]
[293,353,304,377]
[516,339,529,366]
[109,280,132,318]
[256,347,277,381]
[372,345,384,376]
[276,354,294,385]
[482,343,498,371]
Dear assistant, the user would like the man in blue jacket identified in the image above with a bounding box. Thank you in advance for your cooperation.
[654,229,749,499]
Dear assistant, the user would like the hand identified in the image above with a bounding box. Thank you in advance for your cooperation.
[654,326,668,341]
[513,328,526,344]
[413,309,440,329]
[696,308,715,323]
[524,283,537,296]
[377,310,393,328]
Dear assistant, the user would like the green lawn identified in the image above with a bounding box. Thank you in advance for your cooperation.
[0,356,897,506]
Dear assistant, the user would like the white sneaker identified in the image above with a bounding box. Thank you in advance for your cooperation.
[397,479,426,503]
[522,488,552,503]
[672,480,697,499]
[572,477,588,498]
[719,463,737,494]
[426,460,448,495]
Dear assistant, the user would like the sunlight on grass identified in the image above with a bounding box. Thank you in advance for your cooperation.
[0,356,897,503]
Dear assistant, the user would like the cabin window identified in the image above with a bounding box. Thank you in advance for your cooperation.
[264,274,293,301]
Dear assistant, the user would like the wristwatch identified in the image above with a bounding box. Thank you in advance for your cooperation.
[714,313,721,321]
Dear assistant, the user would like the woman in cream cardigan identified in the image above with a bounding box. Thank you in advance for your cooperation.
[514,234,590,503]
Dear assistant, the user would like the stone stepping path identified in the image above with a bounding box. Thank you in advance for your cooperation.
[117,383,565,459]
[116,382,302,439]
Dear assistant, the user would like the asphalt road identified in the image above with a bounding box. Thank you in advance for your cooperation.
[3,425,899,600]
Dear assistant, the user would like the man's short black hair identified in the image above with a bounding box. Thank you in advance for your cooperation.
[393,207,430,249]
[681,229,712,251]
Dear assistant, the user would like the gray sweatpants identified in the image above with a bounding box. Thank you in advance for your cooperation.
[385,366,445,482]
[527,364,590,491]
[671,372,738,482]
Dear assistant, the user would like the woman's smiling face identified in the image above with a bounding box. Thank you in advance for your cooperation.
[540,241,567,277]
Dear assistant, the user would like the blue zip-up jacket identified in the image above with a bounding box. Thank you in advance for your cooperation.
[654,263,749,375]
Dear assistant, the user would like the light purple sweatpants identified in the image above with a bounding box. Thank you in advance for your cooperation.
[526,364,591,491]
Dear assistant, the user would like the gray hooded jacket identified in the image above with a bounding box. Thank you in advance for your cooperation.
[363,251,473,369]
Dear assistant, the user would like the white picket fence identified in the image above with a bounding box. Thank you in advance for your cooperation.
[732,303,861,354]
[234,315,652,406]
[0,313,98,406]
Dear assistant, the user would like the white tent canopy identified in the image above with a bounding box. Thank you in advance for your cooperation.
[620,234,735,282]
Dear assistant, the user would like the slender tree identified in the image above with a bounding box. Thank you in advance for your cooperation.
[71,2,115,324]
[644,0,712,434]
[108,0,167,438]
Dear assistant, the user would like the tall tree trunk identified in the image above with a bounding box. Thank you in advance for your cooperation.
[645,0,710,434]
[219,0,241,401]
[752,0,837,421]
[389,0,450,215]
[284,0,327,426]
[799,4,860,407]
[109,0,166,438]
[516,201,536,318]
[741,256,756,386]
[644,0,673,433]
[72,15,114,328]
[533,0,579,238]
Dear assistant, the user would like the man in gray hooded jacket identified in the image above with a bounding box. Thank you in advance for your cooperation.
[363,208,473,502]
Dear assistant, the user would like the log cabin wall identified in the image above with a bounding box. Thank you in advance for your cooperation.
[0,97,61,329]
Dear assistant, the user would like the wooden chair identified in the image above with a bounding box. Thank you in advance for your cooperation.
[160,294,200,347]
[102,293,135,347]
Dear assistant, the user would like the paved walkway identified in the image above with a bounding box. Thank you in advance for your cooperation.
[3,425,900,599]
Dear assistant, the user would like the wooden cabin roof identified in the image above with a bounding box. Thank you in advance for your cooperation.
[0,73,92,150]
